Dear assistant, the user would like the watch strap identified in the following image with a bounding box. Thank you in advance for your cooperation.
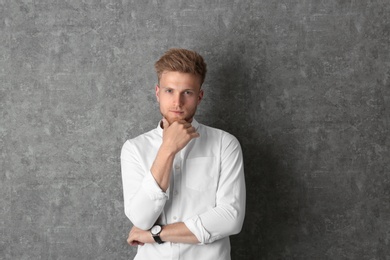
[153,234,164,244]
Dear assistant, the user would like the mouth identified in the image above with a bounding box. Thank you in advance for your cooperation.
[170,110,184,115]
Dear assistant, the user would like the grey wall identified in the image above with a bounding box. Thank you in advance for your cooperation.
[1,1,389,259]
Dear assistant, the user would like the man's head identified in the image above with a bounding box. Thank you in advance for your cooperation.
[154,48,207,124]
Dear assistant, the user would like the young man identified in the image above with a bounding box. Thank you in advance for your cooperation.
[121,48,246,260]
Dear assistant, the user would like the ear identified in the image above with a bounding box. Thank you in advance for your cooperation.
[155,85,160,102]
[197,89,204,105]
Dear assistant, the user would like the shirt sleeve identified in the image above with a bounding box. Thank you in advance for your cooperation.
[184,134,246,244]
[121,140,168,230]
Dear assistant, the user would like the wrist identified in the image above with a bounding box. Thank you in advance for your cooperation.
[159,144,178,156]
[150,224,164,244]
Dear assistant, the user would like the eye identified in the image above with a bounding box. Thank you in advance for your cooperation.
[165,89,173,93]
[184,91,194,95]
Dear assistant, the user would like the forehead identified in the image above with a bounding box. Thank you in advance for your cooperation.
[160,71,201,89]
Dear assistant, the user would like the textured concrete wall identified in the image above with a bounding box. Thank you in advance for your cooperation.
[1,1,389,259]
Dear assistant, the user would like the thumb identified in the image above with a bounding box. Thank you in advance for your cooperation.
[162,118,169,130]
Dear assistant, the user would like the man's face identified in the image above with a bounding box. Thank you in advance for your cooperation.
[156,71,203,125]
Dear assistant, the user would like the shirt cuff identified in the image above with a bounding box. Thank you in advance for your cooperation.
[142,171,168,211]
[184,216,211,245]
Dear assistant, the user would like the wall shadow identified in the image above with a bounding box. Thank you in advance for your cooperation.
[205,51,307,259]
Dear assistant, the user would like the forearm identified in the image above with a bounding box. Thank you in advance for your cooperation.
[150,147,175,191]
[160,222,199,244]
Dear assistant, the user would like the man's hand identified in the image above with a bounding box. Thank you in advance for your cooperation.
[150,118,199,191]
[161,118,199,154]
[127,226,154,246]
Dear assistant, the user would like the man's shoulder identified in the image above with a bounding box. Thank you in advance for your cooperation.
[198,123,239,143]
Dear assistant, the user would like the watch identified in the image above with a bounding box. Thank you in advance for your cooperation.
[150,224,164,244]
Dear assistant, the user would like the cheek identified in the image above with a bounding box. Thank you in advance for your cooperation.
[159,97,170,108]
[190,97,200,106]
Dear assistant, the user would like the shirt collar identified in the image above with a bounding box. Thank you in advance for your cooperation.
[157,118,199,136]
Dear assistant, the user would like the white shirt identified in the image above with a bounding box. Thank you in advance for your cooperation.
[121,119,246,260]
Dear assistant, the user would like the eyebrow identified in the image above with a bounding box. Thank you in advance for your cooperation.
[160,86,195,92]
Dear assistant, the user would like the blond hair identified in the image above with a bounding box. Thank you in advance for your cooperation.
[154,48,207,86]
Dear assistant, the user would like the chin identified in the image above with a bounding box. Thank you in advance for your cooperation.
[168,117,184,124]
[166,116,191,124]
[162,111,194,124]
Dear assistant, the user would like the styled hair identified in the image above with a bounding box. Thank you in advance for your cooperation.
[154,48,207,86]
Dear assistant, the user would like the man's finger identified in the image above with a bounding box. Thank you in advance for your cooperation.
[186,126,197,133]
[191,132,200,138]
[184,123,192,128]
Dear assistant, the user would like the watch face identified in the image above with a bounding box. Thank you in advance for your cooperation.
[151,225,161,235]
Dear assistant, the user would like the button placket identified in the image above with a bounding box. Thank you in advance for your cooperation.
[171,156,181,223]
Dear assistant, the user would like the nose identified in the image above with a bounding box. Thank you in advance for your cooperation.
[173,93,183,106]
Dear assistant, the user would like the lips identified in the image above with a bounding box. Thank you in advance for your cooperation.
[170,110,184,114]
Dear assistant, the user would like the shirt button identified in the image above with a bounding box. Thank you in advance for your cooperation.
[173,216,177,220]
[174,190,178,195]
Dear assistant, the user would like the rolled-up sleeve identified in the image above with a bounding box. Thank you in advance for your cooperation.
[184,134,246,244]
[121,140,168,230]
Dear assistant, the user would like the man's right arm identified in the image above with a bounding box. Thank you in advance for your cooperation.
[121,119,199,230]
[150,118,199,191]
[121,141,168,230]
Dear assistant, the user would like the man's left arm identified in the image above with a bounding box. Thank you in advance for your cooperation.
[184,134,246,244]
